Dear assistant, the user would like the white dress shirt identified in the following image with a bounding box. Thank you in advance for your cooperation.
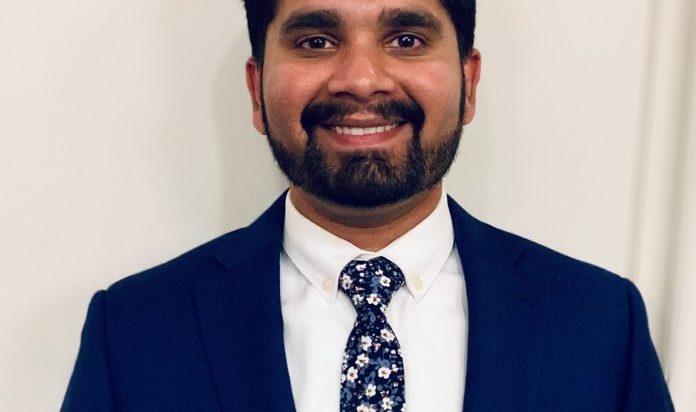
[280,189,467,412]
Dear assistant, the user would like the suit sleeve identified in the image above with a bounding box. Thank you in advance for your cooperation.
[621,279,674,412]
[61,290,116,412]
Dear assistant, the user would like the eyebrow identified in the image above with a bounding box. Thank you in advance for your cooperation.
[378,8,442,32]
[280,9,343,35]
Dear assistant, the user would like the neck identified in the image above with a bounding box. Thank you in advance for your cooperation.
[289,184,443,251]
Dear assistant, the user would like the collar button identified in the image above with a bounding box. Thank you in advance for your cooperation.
[322,278,332,292]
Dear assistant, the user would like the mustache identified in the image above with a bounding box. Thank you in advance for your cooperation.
[300,99,425,133]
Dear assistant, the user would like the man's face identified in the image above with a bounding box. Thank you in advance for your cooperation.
[246,0,480,208]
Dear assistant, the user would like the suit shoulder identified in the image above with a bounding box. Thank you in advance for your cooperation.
[99,193,286,311]
[448,199,629,292]
[475,215,629,291]
[473,217,639,332]
[523,235,624,286]
[103,226,249,301]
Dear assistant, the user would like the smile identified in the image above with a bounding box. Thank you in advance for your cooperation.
[329,123,400,136]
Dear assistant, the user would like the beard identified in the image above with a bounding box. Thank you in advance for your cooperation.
[262,83,465,209]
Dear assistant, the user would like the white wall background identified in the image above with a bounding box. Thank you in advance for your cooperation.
[0,0,693,410]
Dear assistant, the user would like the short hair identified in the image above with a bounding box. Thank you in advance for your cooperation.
[242,0,476,64]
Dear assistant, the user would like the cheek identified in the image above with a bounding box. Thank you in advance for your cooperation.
[263,64,324,139]
[398,62,462,136]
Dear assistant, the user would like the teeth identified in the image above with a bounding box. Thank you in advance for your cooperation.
[332,123,399,136]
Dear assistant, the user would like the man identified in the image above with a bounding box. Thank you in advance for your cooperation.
[62,0,674,411]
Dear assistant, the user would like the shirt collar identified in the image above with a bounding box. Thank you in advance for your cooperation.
[283,189,454,303]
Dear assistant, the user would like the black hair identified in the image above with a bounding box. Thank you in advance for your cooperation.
[242,0,476,64]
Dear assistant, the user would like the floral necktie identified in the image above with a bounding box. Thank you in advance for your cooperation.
[338,257,406,412]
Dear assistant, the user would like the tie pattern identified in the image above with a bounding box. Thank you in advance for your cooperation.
[339,257,406,412]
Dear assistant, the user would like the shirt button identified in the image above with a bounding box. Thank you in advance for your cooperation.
[413,276,423,290]
[322,278,332,291]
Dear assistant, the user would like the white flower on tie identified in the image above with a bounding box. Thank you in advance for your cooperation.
[379,276,391,287]
[365,383,377,397]
[380,329,395,342]
[375,269,383,275]
[391,363,399,372]
[381,396,394,410]
[346,367,359,383]
[342,274,353,289]
[360,336,373,351]
[378,367,391,379]
[352,294,364,305]
[356,263,367,271]
[356,353,369,367]
[356,405,375,412]
[366,294,381,305]
[341,374,346,383]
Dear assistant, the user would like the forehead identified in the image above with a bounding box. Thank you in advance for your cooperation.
[271,0,452,29]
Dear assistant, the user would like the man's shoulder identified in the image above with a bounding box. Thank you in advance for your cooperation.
[462,211,642,349]
[511,225,626,287]
[103,228,242,303]
[104,194,287,302]
[450,201,631,297]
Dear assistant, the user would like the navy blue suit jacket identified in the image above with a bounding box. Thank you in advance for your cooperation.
[62,194,674,411]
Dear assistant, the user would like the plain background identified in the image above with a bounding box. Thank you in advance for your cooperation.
[1,0,694,410]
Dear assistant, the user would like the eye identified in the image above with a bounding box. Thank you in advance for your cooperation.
[388,34,425,49]
[298,36,335,50]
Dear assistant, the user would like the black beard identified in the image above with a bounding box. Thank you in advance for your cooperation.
[262,88,464,209]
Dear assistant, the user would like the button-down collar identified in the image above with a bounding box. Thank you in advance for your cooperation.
[283,189,455,303]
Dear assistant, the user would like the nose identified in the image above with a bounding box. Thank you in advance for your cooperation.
[326,43,396,101]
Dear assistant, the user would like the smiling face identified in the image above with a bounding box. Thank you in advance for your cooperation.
[246,0,481,208]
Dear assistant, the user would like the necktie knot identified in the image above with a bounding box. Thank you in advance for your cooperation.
[339,256,405,312]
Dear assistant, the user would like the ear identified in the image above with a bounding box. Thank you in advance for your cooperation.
[462,49,482,125]
[245,57,267,135]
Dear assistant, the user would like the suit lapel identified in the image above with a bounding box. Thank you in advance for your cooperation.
[193,194,296,412]
[449,198,549,412]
